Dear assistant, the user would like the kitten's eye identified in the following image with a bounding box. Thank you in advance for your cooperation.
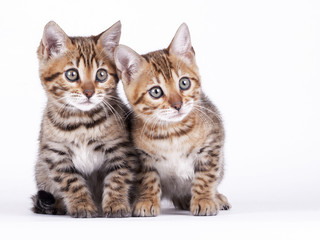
[149,87,163,99]
[65,69,79,82]
[96,69,108,83]
[179,77,191,90]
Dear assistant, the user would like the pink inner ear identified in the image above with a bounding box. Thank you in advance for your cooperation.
[97,21,121,60]
[169,24,195,62]
[115,45,143,83]
[41,21,73,59]
[170,45,195,64]
[45,37,63,56]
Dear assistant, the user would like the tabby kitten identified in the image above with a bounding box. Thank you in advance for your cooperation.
[115,23,231,216]
[32,21,137,218]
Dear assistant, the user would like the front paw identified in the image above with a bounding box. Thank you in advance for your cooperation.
[133,199,160,217]
[68,202,98,218]
[216,193,231,210]
[103,201,131,218]
[190,198,219,216]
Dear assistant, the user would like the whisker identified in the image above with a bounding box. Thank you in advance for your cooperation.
[105,97,127,114]
[101,100,125,129]
[140,114,157,140]
[124,109,134,120]
[193,103,222,122]
[193,107,215,127]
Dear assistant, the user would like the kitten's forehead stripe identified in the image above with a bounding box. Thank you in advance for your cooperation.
[70,37,99,68]
[142,50,173,82]
[96,59,100,68]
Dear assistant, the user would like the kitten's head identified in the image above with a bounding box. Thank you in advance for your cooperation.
[38,21,121,112]
[115,23,201,123]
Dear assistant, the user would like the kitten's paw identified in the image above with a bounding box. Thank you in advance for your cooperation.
[190,198,219,216]
[103,202,131,218]
[133,200,160,217]
[68,202,98,218]
[216,193,231,210]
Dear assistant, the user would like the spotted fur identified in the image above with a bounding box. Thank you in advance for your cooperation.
[32,21,137,218]
[115,23,230,216]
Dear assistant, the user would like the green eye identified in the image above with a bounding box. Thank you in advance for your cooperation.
[149,87,163,99]
[65,69,79,82]
[179,77,191,90]
[96,69,108,82]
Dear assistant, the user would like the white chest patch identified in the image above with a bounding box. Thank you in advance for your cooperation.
[71,142,105,175]
[154,145,195,181]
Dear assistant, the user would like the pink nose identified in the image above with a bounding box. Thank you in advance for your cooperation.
[171,101,182,111]
[84,89,94,99]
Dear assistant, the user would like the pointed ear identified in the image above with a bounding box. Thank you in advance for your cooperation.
[42,21,71,58]
[97,21,121,59]
[168,23,195,63]
[114,45,144,84]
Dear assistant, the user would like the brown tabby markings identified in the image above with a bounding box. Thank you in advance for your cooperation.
[142,50,173,81]
[33,21,137,218]
[44,72,62,81]
[115,23,231,217]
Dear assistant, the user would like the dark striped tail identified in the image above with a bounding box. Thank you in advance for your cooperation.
[32,190,66,215]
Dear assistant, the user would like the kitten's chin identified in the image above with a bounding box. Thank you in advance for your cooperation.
[158,111,191,123]
[70,102,99,112]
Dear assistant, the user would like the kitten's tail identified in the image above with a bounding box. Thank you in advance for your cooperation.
[32,190,66,215]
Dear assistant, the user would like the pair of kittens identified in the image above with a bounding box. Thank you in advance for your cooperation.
[32,21,230,217]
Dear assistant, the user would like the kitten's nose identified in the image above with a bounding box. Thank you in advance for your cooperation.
[83,89,94,99]
[172,101,182,111]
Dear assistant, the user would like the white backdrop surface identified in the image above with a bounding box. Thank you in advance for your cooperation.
[0,0,319,239]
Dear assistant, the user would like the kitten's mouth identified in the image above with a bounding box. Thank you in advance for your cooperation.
[70,99,98,112]
[78,98,98,106]
[81,100,93,105]
[162,111,189,122]
[168,112,186,119]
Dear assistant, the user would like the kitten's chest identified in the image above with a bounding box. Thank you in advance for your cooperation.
[152,140,196,181]
[70,140,105,175]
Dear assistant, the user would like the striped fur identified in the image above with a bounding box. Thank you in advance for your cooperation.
[115,23,230,216]
[32,21,137,218]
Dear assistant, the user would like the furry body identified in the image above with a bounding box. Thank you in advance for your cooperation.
[115,24,231,216]
[32,21,136,218]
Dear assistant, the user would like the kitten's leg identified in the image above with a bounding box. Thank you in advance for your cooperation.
[133,151,161,217]
[190,146,222,216]
[133,170,161,217]
[38,146,98,218]
[102,144,136,218]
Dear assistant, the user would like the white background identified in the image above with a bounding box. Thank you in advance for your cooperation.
[0,0,319,239]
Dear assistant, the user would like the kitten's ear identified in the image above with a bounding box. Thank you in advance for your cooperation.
[168,23,195,63]
[114,45,144,84]
[41,21,71,58]
[97,21,121,59]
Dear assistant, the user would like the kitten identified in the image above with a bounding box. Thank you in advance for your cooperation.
[32,21,137,218]
[114,23,231,216]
